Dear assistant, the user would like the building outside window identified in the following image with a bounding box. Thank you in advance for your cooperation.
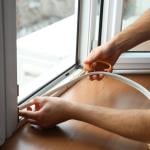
[16,0,78,101]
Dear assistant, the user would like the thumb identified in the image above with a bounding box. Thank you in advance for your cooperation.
[84,55,96,64]
[84,48,102,64]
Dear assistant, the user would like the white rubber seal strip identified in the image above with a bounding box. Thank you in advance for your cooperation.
[47,71,150,100]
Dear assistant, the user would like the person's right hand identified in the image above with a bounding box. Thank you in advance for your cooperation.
[84,41,121,80]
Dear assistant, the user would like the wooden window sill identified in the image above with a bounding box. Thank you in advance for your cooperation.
[1,74,150,150]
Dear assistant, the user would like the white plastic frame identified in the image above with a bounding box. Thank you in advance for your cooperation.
[3,0,18,138]
[0,0,18,146]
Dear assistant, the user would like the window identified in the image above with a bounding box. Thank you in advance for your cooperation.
[3,0,149,146]
[17,0,79,101]
[122,0,150,51]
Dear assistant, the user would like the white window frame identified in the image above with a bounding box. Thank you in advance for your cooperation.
[100,0,150,73]
[0,0,18,145]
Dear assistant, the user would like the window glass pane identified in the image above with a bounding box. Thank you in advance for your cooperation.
[17,0,78,101]
[122,0,150,51]
[95,0,101,43]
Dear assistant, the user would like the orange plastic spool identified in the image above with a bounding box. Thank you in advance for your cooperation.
[84,60,112,73]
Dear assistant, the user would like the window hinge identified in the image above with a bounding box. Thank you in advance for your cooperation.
[17,84,19,96]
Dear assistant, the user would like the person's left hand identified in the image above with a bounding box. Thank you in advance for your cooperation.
[19,97,73,128]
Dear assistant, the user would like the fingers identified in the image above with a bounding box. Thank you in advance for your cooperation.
[83,63,93,72]
[19,110,39,119]
[19,97,45,110]
[35,102,41,111]
[84,56,112,81]
[19,98,41,110]
[84,55,94,64]
[89,74,104,81]
[104,66,113,72]
[19,101,35,110]
[84,49,100,64]
[27,106,32,111]
[27,119,39,125]
[27,119,43,128]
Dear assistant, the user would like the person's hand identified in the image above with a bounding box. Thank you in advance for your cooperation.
[19,97,74,128]
[84,41,121,80]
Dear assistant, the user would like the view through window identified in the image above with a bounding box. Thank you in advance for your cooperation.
[122,0,150,51]
[17,0,78,101]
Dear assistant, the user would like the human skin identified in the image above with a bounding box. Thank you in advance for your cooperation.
[19,9,150,143]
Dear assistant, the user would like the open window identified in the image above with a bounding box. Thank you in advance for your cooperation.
[1,0,149,146]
